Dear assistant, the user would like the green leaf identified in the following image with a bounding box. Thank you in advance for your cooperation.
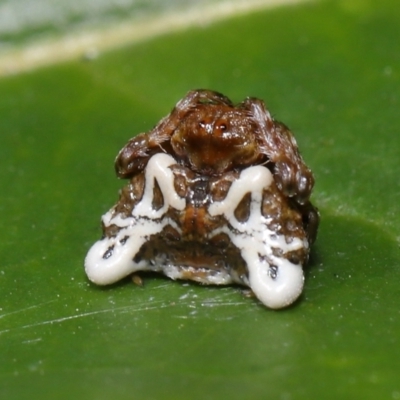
[1,0,400,399]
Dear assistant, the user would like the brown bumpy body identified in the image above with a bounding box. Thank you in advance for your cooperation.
[114,89,318,244]
[86,90,319,308]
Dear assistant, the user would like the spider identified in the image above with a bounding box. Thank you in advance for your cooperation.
[85,90,319,309]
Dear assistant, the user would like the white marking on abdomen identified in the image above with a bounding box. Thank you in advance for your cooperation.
[208,165,304,309]
[133,153,185,218]
[85,153,185,285]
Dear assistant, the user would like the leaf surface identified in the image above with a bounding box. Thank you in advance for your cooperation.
[1,1,399,399]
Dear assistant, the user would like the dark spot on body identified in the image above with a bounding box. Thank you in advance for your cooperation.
[258,253,268,263]
[152,179,164,210]
[234,192,251,222]
[103,245,114,260]
[119,236,129,245]
[269,265,278,279]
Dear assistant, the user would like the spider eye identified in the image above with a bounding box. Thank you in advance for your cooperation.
[199,120,206,128]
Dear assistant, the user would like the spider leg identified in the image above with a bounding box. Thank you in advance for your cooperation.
[298,201,320,245]
[242,97,314,204]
